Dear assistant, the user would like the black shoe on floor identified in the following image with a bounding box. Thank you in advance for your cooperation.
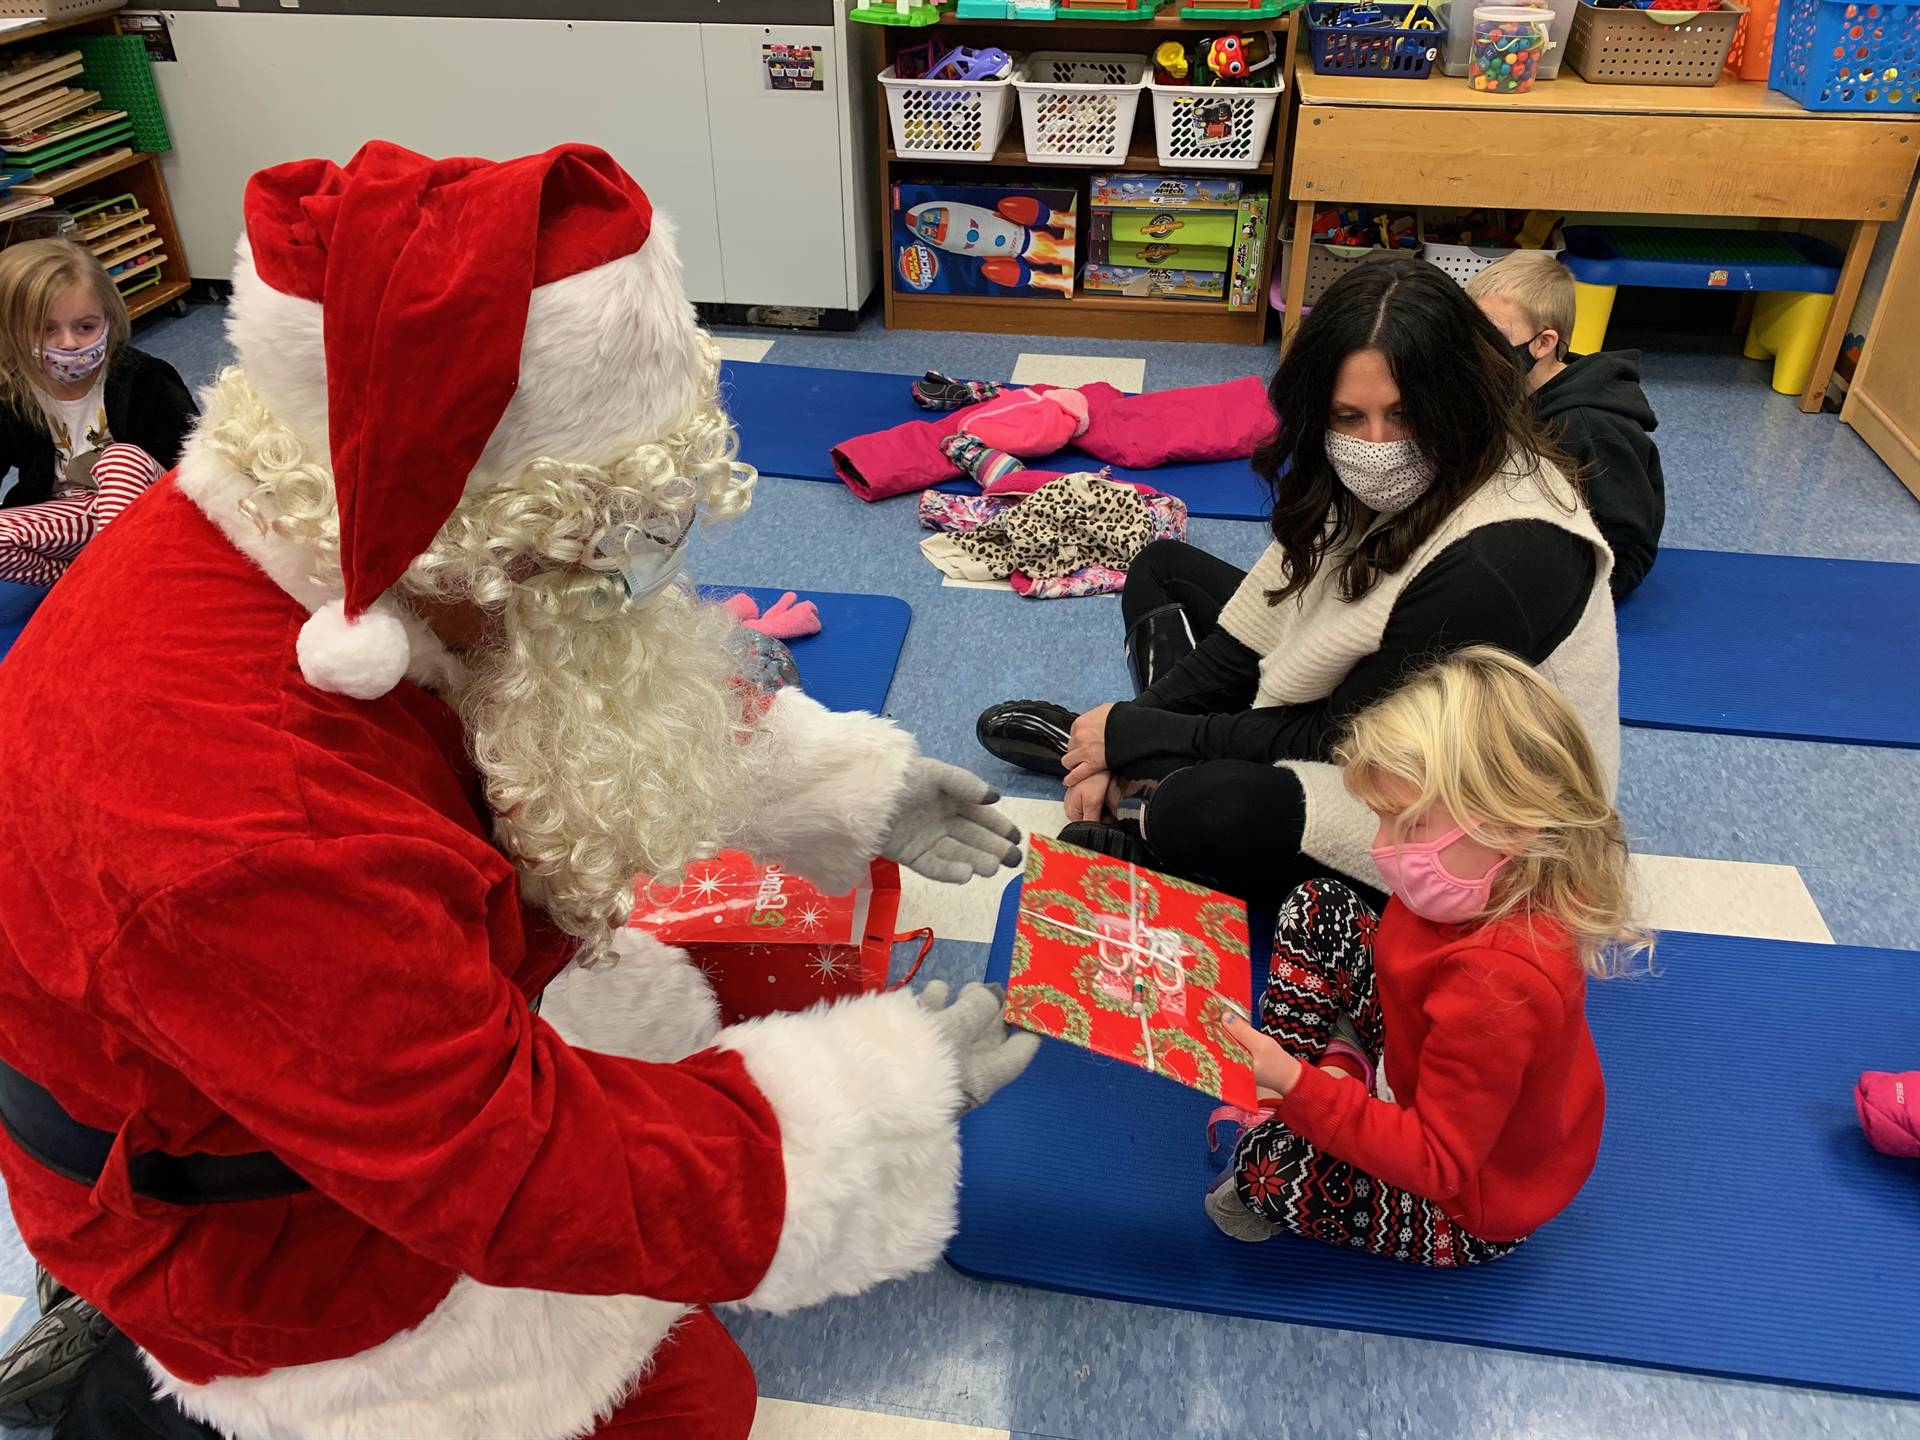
[34,1263,67,1317]
[1058,819,1156,868]
[976,699,1076,777]
[0,1294,115,1428]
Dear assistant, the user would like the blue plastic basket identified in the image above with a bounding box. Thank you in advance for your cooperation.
[1769,0,1920,110]
[1306,2,1448,76]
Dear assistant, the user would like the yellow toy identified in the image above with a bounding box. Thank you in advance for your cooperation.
[1154,40,1190,83]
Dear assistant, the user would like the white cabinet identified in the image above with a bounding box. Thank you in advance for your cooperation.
[140,6,876,316]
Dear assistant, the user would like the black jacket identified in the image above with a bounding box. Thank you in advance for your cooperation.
[1534,351,1664,600]
[0,347,197,509]
[1105,520,1597,775]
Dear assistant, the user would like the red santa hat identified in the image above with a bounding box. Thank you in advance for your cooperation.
[242,140,655,699]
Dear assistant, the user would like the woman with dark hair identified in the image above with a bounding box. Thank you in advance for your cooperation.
[975,259,1620,906]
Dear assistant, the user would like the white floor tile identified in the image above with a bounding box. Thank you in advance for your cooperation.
[752,1398,1008,1439]
[1631,854,1833,944]
[899,795,1066,945]
[940,575,1013,591]
[1011,352,1146,393]
[712,336,775,363]
[0,1294,21,1330]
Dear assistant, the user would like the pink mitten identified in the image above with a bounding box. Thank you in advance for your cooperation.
[1857,1071,1920,1157]
[720,593,762,623]
[740,591,821,640]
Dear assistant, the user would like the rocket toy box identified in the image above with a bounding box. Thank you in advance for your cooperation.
[891,180,1077,299]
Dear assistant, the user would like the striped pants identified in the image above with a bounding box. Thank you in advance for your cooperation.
[0,443,162,587]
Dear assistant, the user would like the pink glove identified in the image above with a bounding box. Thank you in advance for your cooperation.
[723,591,821,640]
[1857,1071,1920,1157]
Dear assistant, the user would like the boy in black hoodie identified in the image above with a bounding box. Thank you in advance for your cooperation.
[1468,252,1665,600]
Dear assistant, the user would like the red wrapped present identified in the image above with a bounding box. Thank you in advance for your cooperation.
[1008,835,1257,1108]
[630,854,926,1024]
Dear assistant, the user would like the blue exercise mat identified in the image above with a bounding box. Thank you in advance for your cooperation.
[718,360,1270,521]
[0,579,46,665]
[699,585,909,716]
[951,881,1920,1398]
[1618,547,1920,749]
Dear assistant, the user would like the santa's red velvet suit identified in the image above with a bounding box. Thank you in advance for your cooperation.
[0,144,1028,1438]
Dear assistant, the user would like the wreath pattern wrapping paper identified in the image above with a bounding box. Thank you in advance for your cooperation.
[1005,836,1256,1107]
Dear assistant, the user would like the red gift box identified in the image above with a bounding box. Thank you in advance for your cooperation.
[1008,835,1256,1107]
[630,854,925,1024]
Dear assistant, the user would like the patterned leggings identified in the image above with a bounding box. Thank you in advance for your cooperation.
[1228,879,1523,1268]
[0,443,162,587]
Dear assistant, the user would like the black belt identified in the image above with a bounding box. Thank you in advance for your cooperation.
[0,1058,310,1207]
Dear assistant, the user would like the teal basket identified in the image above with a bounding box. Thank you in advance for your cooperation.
[1770,0,1920,110]
[74,36,171,153]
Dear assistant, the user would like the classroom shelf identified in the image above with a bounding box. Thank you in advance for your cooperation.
[33,145,145,199]
[125,275,189,321]
[876,13,1293,342]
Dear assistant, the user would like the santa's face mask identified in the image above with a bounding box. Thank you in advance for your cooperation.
[582,488,698,608]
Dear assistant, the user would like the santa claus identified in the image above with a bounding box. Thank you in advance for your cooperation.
[0,142,1037,1438]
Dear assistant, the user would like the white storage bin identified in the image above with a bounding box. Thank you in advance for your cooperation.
[1441,0,1577,77]
[1014,52,1149,167]
[880,63,1019,163]
[1417,211,1565,284]
[1272,235,1412,309]
[1146,75,1284,172]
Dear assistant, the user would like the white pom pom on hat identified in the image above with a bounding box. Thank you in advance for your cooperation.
[296,600,412,700]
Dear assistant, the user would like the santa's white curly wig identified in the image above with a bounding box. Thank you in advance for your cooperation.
[209,216,766,964]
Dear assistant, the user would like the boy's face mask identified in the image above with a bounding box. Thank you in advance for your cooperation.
[1510,332,1546,378]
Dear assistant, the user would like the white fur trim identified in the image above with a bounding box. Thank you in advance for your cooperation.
[152,1277,686,1440]
[176,439,467,695]
[738,688,918,896]
[296,600,412,700]
[717,987,962,1314]
[228,220,708,491]
[543,928,721,1064]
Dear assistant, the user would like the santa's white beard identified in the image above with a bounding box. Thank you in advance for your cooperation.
[449,575,764,963]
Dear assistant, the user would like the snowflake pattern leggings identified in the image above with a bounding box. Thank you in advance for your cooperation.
[1229,879,1524,1268]
[0,443,162,587]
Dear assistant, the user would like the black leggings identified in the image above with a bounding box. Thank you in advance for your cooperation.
[1117,541,1384,912]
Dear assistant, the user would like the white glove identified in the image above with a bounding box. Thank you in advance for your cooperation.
[881,757,1023,884]
[917,980,1041,1113]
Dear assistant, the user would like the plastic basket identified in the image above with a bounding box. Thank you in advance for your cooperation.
[880,63,1019,162]
[1307,2,1449,77]
[0,0,117,15]
[1565,0,1747,84]
[1273,234,1412,308]
[1417,211,1564,283]
[1770,0,1920,109]
[1145,73,1283,170]
[1014,52,1148,165]
[1724,0,1780,76]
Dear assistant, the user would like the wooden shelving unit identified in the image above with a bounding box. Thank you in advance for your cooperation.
[0,5,192,322]
[876,6,1296,343]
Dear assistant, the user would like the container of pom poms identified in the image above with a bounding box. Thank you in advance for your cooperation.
[1469,5,1553,89]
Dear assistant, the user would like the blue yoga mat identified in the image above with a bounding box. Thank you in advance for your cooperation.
[1619,547,1920,749]
[718,361,1270,522]
[0,579,46,665]
[951,881,1920,1398]
[700,585,909,716]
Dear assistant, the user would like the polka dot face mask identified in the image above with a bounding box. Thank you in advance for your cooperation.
[1323,431,1437,516]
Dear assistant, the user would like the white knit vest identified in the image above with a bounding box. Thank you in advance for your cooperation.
[1215,458,1619,886]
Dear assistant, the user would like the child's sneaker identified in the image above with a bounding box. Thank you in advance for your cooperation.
[911,370,999,412]
[1205,1168,1281,1243]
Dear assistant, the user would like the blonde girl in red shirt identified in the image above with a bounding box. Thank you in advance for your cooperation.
[1214,646,1649,1266]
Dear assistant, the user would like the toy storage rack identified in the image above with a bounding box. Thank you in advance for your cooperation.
[0,4,191,322]
[877,8,1298,341]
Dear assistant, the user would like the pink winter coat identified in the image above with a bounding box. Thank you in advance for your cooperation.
[830,377,1276,502]
[1857,1071,1920,1157]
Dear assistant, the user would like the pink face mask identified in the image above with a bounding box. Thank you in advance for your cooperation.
[1371,825,1508,924]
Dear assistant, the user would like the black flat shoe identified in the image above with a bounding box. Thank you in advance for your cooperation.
[976,699,1076,777]
[1058,820,1157,868]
